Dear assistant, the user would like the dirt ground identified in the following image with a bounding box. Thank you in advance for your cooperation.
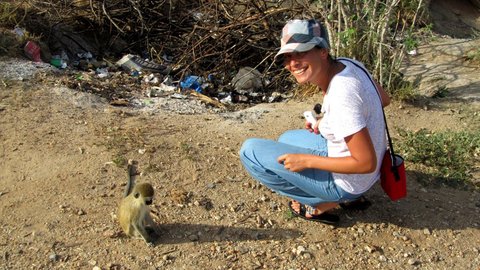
[1,3,480,270]
[1,57,479,270]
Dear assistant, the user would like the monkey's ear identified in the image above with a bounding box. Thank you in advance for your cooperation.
[134,192,140,198]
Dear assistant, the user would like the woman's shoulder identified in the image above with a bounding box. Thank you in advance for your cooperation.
[331,68,362,93]
[337,57,366,68]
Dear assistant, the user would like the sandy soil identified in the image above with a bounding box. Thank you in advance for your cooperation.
[0,63,479,270]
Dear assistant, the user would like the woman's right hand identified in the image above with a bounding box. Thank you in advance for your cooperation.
[278,153,312,172]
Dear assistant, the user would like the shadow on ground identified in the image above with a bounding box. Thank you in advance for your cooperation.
[155,224,302,245]
[335,170,479,231]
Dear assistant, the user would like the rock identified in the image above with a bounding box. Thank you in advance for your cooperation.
[231,67,263,92]
[365,245,376,253]
[296,245,306,255]
[49,253,59,262]
[408,258,419,265]
[188,234,199,242]
[103,229,118,238]
[302,252,312,259]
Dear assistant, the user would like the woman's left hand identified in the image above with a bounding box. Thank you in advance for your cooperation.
[277,154,310,172]
[305,119,320,134]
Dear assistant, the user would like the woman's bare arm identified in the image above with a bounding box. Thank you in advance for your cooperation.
[278,127,377,174]
[375,80,390,107]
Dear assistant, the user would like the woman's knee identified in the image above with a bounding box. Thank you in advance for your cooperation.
[278,129,309,143]
[239,138,265,160]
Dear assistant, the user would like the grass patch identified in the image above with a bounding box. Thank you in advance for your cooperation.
[397,129,480,188]
[392,81,417,101]
[143,162,162,174]
[284,209,295,221]
[431,85,449,98]
[179,141,198,161]
[112,155,127,167]
[465,48,480,65]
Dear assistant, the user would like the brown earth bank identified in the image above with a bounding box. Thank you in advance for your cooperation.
[0,67,479,270]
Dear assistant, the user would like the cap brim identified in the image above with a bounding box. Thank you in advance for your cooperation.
[274,43,317,63]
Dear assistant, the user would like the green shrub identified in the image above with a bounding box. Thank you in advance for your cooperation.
[398,129,480,188]
[392,80,417,101]
[465,48,480,64]
[310,0,430,101]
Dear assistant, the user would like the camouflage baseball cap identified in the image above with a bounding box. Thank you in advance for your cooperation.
[275,19,330,60]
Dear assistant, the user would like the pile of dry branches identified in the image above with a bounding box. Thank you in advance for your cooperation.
[19,0,317,93]
[5,0,429,99]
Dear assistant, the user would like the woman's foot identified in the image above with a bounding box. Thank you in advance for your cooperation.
[288,200,339,225]
[339,196,372,211]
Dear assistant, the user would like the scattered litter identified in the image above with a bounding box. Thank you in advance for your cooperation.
[143,73,159,84]
[24,41,42,62]
[77,52,93,59]
[116,54,171,74]
[180,75,204,93]
[50,55,67,69]
[235,94,249,103]
[220,94,232,104]
[12,27,25,37]
[171,93,188,99]
[130,70,140,77]
[95,68,109,78]
[163,76,174,85]
[147,84,177,97]
[267,92,282,103]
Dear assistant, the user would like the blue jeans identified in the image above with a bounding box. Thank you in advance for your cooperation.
[239,130,360,207]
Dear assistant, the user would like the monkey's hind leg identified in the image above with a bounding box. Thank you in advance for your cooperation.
[133,222,153,245]
[144,213,160,234]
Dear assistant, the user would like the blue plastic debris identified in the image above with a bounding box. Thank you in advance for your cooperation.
[180,75,202,93]
[180,75,204,93]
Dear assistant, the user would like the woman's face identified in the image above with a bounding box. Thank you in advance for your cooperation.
[283,48,327,85]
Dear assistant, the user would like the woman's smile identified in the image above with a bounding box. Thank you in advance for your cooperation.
[292,67,307,75]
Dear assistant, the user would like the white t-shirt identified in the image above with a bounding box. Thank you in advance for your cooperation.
[319,58,386,194]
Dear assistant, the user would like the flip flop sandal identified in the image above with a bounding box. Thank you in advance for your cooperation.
[339,196,372,211]
[288,201,339,225]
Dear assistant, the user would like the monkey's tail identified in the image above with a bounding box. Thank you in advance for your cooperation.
[124,159,138,197]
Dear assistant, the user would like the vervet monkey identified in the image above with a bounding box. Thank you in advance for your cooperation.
[118,160,156,244]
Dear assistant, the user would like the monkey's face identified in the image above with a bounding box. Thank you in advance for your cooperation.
[132,183,155,206]
[133,192,154,205]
